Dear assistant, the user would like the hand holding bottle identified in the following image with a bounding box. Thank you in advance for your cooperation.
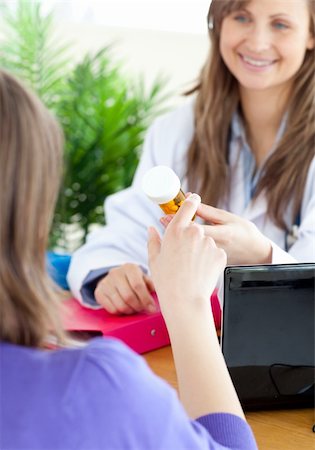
[148,193,226,321]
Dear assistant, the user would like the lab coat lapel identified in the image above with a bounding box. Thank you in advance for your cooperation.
[243,193,268,222]
[227,131,269,222]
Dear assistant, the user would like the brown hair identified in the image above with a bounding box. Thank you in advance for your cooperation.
[0,70,66,347]
[186,0,315,230]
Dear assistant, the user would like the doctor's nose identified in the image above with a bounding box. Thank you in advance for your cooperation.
[245,24,271,53]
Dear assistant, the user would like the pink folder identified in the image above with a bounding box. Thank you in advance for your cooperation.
[62,291,221,354]
[62,295,170,354]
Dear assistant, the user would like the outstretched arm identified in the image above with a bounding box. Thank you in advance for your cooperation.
[148,193,245,420]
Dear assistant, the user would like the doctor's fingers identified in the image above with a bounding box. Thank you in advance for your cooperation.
[96,277,149,314]
[160,214,174,228]
[143,274,155,293]
[95,267,145,314]
[113,276,149,314]
[95,282,135,315]
[202,224,233,248]
[99,291,136,315]
[196,203,236,225]
[125,269,157,313]
[104,263,156,313]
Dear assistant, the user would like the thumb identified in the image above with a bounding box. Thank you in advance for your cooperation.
[147,226,161,263]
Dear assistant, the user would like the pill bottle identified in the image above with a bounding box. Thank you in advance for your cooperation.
[142,165,186,215]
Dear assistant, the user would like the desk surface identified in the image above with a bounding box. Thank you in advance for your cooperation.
[143,346,315,450]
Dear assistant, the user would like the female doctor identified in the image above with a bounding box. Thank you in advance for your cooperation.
[68,0,315,316]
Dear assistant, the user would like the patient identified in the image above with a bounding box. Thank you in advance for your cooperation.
[0,69,257,449]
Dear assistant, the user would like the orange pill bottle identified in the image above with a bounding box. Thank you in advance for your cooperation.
[142,166,186,215]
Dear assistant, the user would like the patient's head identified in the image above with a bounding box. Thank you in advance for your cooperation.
[0,69,65,347]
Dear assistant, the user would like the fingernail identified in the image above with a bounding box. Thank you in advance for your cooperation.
[160,216,172,227]
[187,193,201,203]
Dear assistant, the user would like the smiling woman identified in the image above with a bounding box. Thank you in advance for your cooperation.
[190,0,315,218]
[67,0,315,319]
[219,0,315,95]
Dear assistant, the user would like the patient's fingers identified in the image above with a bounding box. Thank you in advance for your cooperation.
[167,193,201,229]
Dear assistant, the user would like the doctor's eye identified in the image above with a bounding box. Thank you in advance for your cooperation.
[272,21,289,30]
[233,13,251,24]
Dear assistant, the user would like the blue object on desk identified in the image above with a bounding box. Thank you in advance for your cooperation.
[46,252,71,290]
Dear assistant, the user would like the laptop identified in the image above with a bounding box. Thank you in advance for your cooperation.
[221,263,315,410]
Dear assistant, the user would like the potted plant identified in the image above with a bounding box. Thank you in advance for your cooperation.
[0,0,168,251]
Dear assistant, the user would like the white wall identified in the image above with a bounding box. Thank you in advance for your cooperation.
[0,0,211,107]
[57,22,209,107]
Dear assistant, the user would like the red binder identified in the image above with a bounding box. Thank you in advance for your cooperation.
[62,295,170,354]
[62,291,221,354]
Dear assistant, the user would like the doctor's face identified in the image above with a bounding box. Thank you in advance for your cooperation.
[219,0,314,95]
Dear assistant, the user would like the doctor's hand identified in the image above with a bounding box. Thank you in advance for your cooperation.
[161,203,272,266]
[94,264,156,315]
[148,194,226,320]
[195,204,272,265]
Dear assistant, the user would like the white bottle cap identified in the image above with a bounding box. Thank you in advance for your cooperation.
[142,166,181,204]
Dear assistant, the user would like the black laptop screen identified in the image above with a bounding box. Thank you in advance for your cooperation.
[222,264,315,410]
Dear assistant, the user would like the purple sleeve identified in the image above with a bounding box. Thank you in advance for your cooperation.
[69,338,257,450]
[197,413,257,450]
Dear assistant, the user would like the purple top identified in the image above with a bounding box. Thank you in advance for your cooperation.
[0,337,257,449]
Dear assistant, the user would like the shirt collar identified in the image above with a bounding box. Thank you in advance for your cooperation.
[230,109,246,144]
[230,108,288,154]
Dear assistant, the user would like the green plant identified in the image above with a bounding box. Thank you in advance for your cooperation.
[0,0,168,251]
[0,0,69,107]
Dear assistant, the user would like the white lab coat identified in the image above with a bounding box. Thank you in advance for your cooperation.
[67,100,315,304]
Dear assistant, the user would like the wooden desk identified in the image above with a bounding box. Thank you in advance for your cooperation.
[144,346,315,450]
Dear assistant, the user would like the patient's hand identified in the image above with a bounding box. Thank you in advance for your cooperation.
[148,194,226,320]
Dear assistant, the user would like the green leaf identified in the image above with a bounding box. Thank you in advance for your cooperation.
[0,0,169,251]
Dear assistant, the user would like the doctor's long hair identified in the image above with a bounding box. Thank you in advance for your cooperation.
[186,0,315,230]
[0,70,66,347]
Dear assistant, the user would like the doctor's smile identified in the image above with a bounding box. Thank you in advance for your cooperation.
[238,53,277,71]
[219,0,314,93]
